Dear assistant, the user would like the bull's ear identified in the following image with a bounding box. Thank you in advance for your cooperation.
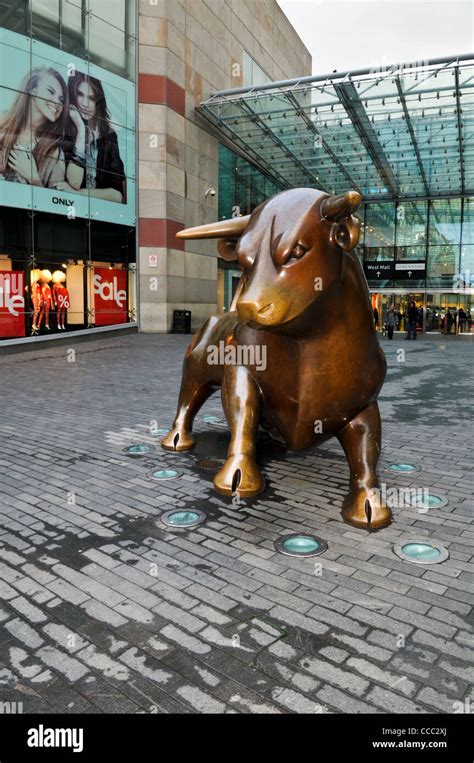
[217,238,239,262]
[330,216,361,252]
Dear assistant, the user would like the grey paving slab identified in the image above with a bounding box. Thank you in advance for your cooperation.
[0,333,472,714]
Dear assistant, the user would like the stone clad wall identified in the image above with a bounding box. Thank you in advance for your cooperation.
[138,0,312,332]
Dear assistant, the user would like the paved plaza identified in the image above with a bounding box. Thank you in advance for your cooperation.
[0,332,473,714]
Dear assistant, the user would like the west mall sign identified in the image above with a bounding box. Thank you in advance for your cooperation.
[364,261,426,280]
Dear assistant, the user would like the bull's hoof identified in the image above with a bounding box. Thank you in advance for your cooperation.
[342,487,392,530]
[214,455,265,498]
[161,428,195,452]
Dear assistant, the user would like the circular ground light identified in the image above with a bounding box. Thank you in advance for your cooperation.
[196,458,225,472]
[393,540,449,565]
[149,469,182,481]
[408,492,448,510]
[161,509,207,529]
[385,462,421,474]
[275,534,328,558]
[124,444,153,456]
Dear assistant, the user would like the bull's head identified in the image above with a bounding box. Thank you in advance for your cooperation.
[177,188,361,330]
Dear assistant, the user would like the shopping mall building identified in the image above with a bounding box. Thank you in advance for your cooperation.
[0,0,472,348]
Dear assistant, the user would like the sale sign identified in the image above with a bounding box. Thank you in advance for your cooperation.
[93,268,128,326]
[0,271,25,337]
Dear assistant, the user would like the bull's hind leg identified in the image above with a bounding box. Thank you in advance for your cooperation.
[337,402,392,530]
[214,364,265,498]
[161,318,221,452]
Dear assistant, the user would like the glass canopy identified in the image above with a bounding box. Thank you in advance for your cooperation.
[198,55,474,202]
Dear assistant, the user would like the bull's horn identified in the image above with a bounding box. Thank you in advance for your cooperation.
[320,191,361,221]
[176,215,250,240]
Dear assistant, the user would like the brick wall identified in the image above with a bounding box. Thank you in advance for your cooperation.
[138,0,312,332]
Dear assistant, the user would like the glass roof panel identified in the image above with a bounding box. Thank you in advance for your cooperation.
[199,56,474,202]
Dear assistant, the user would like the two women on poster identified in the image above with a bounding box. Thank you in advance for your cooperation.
[0,66,126,202]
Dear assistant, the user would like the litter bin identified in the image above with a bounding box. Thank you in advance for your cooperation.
[172,309,191,334]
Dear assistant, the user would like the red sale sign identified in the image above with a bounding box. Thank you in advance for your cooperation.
[93,268,128,326]
[0,271,25,338]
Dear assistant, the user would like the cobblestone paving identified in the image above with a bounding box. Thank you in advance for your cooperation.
[0,332,472,714]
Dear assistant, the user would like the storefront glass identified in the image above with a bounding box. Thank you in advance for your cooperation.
[0,207,136,339]
[0,1,136,342]
[218,144,284,220]
[364,197,473,332]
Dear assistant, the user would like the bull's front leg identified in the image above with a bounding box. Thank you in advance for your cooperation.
[337,402,392,530]
[214,364,265,498]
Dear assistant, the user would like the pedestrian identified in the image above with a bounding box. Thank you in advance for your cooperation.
[386,305,396,340]
[458,307,467,334]
[405,301,418,340]
[446,309,455,335]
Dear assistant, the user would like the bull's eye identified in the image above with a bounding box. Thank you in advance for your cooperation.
[290,243,308,260]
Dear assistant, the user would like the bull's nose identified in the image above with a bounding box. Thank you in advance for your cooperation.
[237,301,275,323]
[237,301,260,321]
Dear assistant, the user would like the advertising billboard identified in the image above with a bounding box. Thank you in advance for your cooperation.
[0,28,135,226]
[0,271,26,338]
[93,267,128,325]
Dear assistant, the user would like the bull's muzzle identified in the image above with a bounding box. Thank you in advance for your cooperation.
[237,300,284,326]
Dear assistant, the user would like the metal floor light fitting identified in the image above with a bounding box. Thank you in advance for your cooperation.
[409,493,448,510]
[393,540,449,565]
[124,444,153,456]
[275,534,328,558]
[385,462,421,474]
[149,469,182,481]
[161,510,207,529]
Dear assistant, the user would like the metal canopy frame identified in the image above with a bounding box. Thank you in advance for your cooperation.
[198,54,474,203]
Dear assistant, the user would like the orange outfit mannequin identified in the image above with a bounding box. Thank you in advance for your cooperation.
[40,282,53,329]
[31,281,43,331]
[53,283,70,329]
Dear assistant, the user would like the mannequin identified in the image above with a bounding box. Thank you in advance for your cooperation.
[30,269,43,334]
[39,269,53,329]
[52,270,70,330]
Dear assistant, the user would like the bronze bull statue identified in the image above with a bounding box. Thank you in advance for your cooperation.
[162,188,392,530]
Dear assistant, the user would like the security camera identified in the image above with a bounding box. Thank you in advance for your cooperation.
[205,187,216,198]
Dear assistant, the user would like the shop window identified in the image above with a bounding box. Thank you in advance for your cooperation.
[88,12,135,80]
[0,0,31,35]
[218,144,284,220]
[395,200,428,254]
[429,198,462,246]
[459,245,474,288]
[89,0,134,36]
[426,245,459,289]
[243,51,271,88]
[462,198,474,247]
[364,202,395,261]
[31,0,60,48]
